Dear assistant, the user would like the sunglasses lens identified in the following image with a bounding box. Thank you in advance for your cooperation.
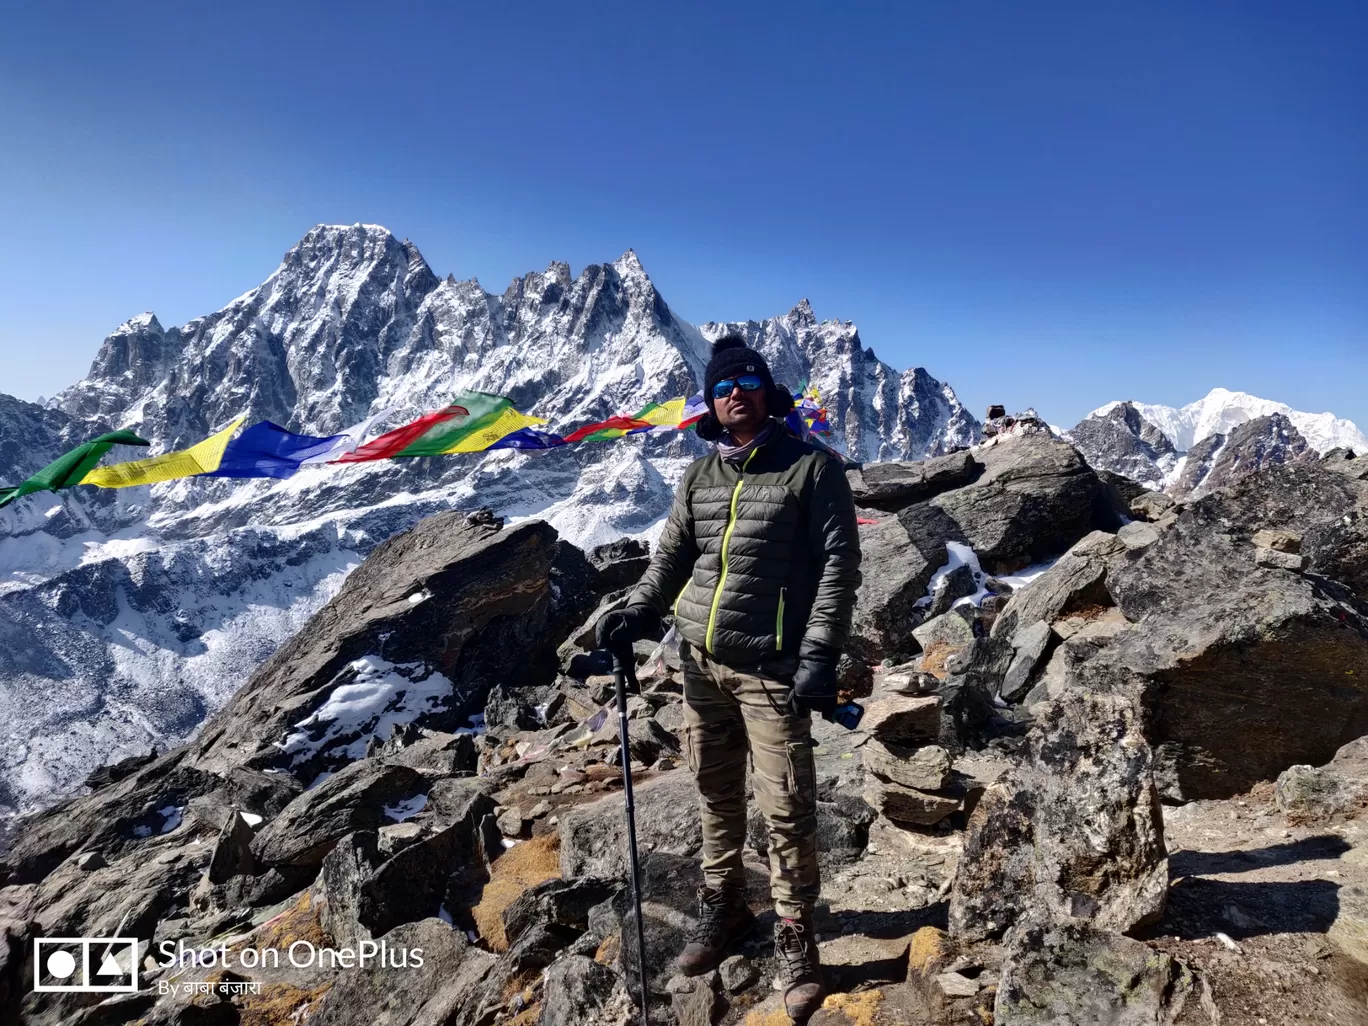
[711,380,736,399]
[736,375,764,392]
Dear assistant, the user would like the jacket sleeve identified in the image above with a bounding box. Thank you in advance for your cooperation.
[801,455,863,653]
[628,467,699,616]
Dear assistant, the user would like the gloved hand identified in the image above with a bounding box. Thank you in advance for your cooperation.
[594,604,661,651]
[789,639,842,718]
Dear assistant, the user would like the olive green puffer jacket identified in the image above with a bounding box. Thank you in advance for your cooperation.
[629,426,863,669]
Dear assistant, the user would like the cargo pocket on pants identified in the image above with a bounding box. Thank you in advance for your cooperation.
[682,726,699,775]
[785,739,817,800]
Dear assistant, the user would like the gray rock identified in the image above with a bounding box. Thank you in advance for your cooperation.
[73,851,106,872]
[936,971,980,998]
[380,731,477,776]
[206,811,254,884]
[859,695,941,747]
[1275,738,1368,822]
[1255,546,1307,571]
[307,918,496,1026]
[503,877,620,949]
[1129,490,1175,522]
[1000,620,1054,702]
[559,771,703,879]
[862,740,951,791]
[539,955,622,1026]
[928,563,978,618]
[991,531,1121,642]
[863,779,960,826]
[928,435,1121,573]
[588,537,651,593]
[950,685,1167,942]
[718,954,758,993]
[995,919,1192,1026]
[911,607,977,659]
[849,510,946,663]
[847,450,981,511]
[1117,520,1160,550]
[249,761,428,871]
[1254,528,1302,553]
[496,807,526,838]
[669,975,719,1026]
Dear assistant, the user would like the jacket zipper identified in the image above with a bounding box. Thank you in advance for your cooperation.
[673,581,688,616]
[776,587,786,652]
[705,448,760,654]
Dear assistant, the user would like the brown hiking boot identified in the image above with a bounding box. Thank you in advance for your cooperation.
[774,916,825,1022]
[675,886,755,975]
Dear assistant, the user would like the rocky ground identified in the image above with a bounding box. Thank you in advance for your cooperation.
[3,432,1368,1025]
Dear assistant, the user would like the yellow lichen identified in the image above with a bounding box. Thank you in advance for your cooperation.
[908,925,949,975]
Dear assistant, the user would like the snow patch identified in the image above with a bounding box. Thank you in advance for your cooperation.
[383,794,428,822]
[277,656,454,766]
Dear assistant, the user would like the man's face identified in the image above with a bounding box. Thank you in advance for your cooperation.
[713,376,769,434]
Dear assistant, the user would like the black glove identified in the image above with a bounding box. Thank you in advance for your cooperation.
[594,604,661,651]
[789,640,841,718]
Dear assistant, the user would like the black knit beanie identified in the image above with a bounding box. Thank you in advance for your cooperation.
[701,334,794,419]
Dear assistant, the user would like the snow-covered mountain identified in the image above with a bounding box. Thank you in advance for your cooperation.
[1069,388,1366,495]
[0,223,978,821]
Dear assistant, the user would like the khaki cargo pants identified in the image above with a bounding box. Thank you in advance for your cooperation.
[679,641,819,919]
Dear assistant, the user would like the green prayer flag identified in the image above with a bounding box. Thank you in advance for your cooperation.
[0,430,150,510]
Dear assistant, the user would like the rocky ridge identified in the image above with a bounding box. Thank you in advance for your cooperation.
[5,432,1368,1024]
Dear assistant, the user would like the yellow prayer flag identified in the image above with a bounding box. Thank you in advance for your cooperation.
[439,407,547,453]
[637,397,687,428]
[81,417,247,488]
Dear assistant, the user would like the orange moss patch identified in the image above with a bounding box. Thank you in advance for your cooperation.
[821,989,886,1026]
[471,833,561,951]
[236,982,333,1026]
[908,925,949,975]
[249,890,333,952]
[594,933,620,966]
[745,1006,794,1026]
[919,641,962,681]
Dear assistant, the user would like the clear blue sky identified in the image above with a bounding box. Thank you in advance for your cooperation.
[1,0,1364,431]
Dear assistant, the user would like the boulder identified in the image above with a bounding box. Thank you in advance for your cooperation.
[1102,482,1368,799]
[558,771,703,879]
[862,741,951,791]
[205,811,255,884]
[539,955,623,1026]
[188,514,604,782]
[587,537,651,593]
[990,531,1122,642]
[249,762,428,871]
[995,919,1192,1026]
[1000,621,1053,702]
[502,877,619,949]
[849,510,946,662]
[320,779,497,946]
[307,918,497,1026]
[1129,490,1175,522]
[846,450,981,511]
[379,731,477,776]
[1275,737,1368,822]
[928,435,1119,574]
[926,563,979,618]
[949,685,1167,942]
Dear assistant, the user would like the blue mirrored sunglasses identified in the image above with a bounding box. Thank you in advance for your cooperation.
[711,374,765,400]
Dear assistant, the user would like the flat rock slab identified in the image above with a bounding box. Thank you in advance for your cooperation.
[862,741,951,791]
[860,696,941,748]
[863,779,959,826]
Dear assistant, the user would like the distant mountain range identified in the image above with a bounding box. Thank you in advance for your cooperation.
[1066,388,1367,497]
[0,224,977,821]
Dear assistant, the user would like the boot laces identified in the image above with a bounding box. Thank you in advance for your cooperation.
[774,918,818,985]
[686,887,738,947]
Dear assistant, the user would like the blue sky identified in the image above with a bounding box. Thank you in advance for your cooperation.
[1,0,1364,430]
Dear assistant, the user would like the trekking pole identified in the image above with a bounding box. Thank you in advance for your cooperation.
[610,643,651,1026]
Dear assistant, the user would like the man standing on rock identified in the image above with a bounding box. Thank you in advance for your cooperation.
[596,334,863,1022]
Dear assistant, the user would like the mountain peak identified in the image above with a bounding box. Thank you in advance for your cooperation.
[613,248,647,279]
[115,312,163,335]
[788,298,816,326]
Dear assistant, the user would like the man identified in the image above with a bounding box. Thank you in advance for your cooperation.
[596,334,862,1022]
